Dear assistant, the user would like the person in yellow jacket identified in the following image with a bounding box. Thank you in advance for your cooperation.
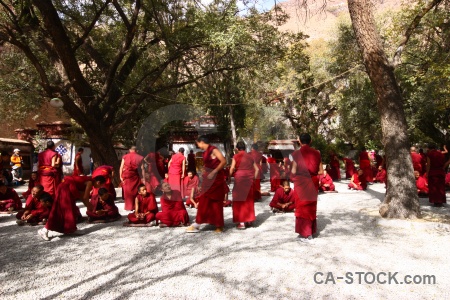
[10,149,23,179]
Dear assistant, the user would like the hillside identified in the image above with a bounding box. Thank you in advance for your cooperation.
[276,0,408,40]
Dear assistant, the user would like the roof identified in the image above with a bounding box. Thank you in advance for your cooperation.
[267,139,300,150]
[0,138,32,145]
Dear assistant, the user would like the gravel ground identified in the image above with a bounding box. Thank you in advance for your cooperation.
[1,178,449,299]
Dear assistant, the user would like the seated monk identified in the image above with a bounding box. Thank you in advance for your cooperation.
[86,188,120,222]
[374,166,387,184]
[269,180,295,213]
[0,181,22,212]
[22,171,38,199]
[127,184,158,225]
[156,182,189,227]
[415,171,429,196]
[184,171,200,208]
[318,170,335,192]
[16,185,51,225]
[348,169,367,190]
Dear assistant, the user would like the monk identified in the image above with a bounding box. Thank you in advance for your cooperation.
[342,157,356,179]
[186,135,226,233]
[184,171,200,208]
[250,143,263,201]
[86,188,120,222]
[92,165,116,200]
[419,148,427,175]
[168,148,186,195]
[267,154,281,192]
[37,141,60,198]
[359,147,373,183]
[17,188,52,225]
[156,182,189,227]
[446,172,450,190]
[283,156,291,181]
[73,148,84,176]
[143,151,163,193]
[0,181,22,212]
[318,169,335,192]
[426,144,448,207]
[37,176,100,241]
[328,151,341,181]
[374,166,387,184]
[229,141,258,229]
[410,146,422,174]
[22,171,38,199]
[348,169,367,190]
[120,146,144,210]
[261,155,268,180]
[269,180,295,213]
[126,184,158,225]
[415,171,429,197]
[291,133,323,243]
[187,150,197,173]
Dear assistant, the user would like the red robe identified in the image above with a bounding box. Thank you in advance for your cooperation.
[250,149,262,201]
[291,145,321,238]
[359,151,373,183]
[416,176,429,195]
[38,149,58,198]
[16,194,50,223]
[427,149,446,204]
[144,152,162,192]
[319,173,335,191]
[156,190,189,226]
[0,187,22,211]
[121,152,144,210]
[127,193,158,223]
[187,153,197,173]
[328,154,341,181]
[420,153,427,175]
[267,157,281,192]
[86,193,120,221]
[231,151,255,223]
[45,176,92,234]
[195,145,225,227]
[168,152,185,195]
[269,187,295,212]
[184,175,200,206]
[446,173,450,187]
[348,174,367,190]
[411,152,422,174]
[22,176,38,199]
[92,165,116,200]
[375,168,387,184]
[73,152,83,176]
[342,158,356,179]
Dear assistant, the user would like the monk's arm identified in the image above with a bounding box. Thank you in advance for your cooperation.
[290,161,297,176]
[51,155,57,167]
[229,159,236,179]
[253,163,259,179]
[318,162,324,175]
[210,149,226,175]
[181,159,186,178]
[82,182,94,211]
[168,158,172,170]
[134,197,139,217]
[119,159,125,181]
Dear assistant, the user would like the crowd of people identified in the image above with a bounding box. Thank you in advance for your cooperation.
[0,136,449,243]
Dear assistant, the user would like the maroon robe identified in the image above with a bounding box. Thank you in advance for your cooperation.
[343,158,356,179]
[184,175,200,206]
[38,149,58,198]
[291,145,321,238]
[22,176,38,199]
[86,193,120,221]
[427,149,446,204]
[45,176,92,234]
[250,149,262,201]
[127,193,158,224]
[232,151,255,223]
[187,153,197,173]
[411,152,422,174]
[416,176,429,195]
[420,153,427,175]
[348,173,367,190]
[267,157,281,192]
[121,152,144,210]
[144,152,163,192]
[156,190,189,226]
[16,194,50,223]
[92,165,116,200]
[73,152,83,176]
[195,145,225,227]
[319,173,335,191]
[269,187,295,212]
[168,152,185,195]
[359,151,373,183]
[328,154,341,181]
[0,187,22,211]
[375,168,387,184]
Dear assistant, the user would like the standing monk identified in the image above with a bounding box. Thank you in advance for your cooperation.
[168,148,186,195]
[187,150,197,173]
[410,146,422,174]
[120,146,144,211]
[291,133,323,243]
[426,144,448,207]
[328,151,341,181]
[143,151,163,193]
[73,148,84,176]
[38,141,60,198]
[250,143,263,201]
[186,136,226,233]
[342,157,356,179]
[229,141,258,230]
[359,147,373,183]
[267,154,281,192]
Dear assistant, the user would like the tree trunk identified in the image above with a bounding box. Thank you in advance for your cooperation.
[347,0,420,218]
[229,106,237,147]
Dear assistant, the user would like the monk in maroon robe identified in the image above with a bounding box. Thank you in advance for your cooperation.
[184,171,200,208]
[426,144,448,206]
[120,146,144,210]
[250,144,263,201]
[291,133,323,243]
[414,171,429,196]
[186,136,226,233]
[0,181,22,212]
[267,154,281,192]
[17,188,52,225]
[38,175,97,240]
[37,141,59,198]
[168,148,186,195]
[318,170,335,192]
[342,157,356,179]
[22,171,38,199]
[328,151,341,181]
[156,182,189,227]
[348,169,367,190]
[92,165,116,200]
[269,181,295,213]
[410,147,422,174]
[229,141,258,229]
[73,148,84,176]
[359,147,373,183]
[144,152,163,193]
[261,155,268,179]
[86,188,120,222]
[374,166,387,184]
[127,185,158,225]
[187,150,197,173]
[419,148,427,175]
